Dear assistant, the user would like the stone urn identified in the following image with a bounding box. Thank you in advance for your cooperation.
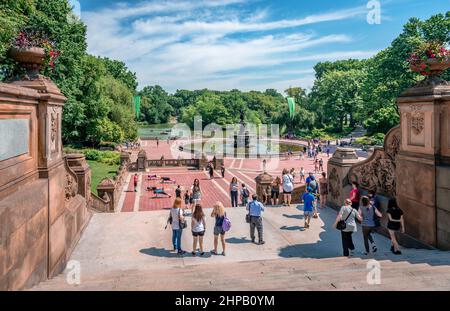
[410,58,450,76]
[9,47,46,79]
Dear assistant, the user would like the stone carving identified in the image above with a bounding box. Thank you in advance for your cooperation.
[64,171,78,202]
[347,126,400,197]
[328,167,340,199]
[50,111,57,143]
[410,105,425,135]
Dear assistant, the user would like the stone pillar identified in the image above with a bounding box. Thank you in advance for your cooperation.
[326,148,361,209]
[137,150,147,171]
[255,172,273,204]
[397,82,450,249]
[96,178,116,212]
[66,153,91,201]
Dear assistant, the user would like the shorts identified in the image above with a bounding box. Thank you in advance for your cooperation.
[283,190,292,194]
[192,231,205,237]
[271,190,279,199]
[304,210,313,216]
[214,225,225,236]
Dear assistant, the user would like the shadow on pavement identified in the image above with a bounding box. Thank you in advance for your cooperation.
[139,247,179,258]
[226,237,252,244]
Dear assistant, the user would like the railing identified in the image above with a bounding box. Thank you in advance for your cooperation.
[91,192,111,212]
[147,159,200,167]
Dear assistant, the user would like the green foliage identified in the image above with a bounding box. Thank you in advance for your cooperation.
[364,106,400,136]
[0,0,138,146]
[354,133,385,146]
[83,149,120,166]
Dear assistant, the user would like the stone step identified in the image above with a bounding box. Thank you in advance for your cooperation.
[33,254,450,291]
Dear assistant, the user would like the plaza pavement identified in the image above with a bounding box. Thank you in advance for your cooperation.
[33,204,450,291]
[120,139,336,212]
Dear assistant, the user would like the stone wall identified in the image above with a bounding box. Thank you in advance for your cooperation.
[0,78,92,290]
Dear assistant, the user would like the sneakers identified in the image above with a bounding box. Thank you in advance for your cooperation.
[372,244,378,253]
[258,241,266,245]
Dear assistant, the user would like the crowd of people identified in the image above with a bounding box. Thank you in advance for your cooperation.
[164,172,404,258]
[157,137,405,259]
[332,183,405,257]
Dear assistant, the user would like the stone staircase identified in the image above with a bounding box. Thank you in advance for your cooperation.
[33,249,450,291]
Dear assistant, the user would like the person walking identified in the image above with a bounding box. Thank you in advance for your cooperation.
[319,158,324,172]
[191,204,206,256]
[350,182,361,210]
[230,177,239,207]
[387,198,405,255]
[301,187,315,229]
[133,173,138,192]
[191,179,202,210]
[334,199,362,257]
[358,196,382,255]
[319,172,328,208]
[221,165,225,178]
[282,169,294,206]
[314,159,319,174]
[167,198,186,255]
[175,185,182,198]
[183,190,190,210]
[211,202,227,256]
[208,162,214,179]
[247,194,265,245]
[240,183,250,207]
[306,173,319,218]
[271,176,281,206]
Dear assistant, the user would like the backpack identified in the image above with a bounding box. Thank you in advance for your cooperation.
[309,179,318,192]
[222,215,231,232]
[242,188,250,198]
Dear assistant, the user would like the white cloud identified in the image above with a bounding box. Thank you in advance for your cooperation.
[82,0,373,93]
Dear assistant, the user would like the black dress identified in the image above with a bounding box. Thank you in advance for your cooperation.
[387,207,403,231]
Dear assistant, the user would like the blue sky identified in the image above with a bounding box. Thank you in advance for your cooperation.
[71,0,450,93]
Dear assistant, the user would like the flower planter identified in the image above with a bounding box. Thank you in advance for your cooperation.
[9,47,46,78]
[410,58,450,76]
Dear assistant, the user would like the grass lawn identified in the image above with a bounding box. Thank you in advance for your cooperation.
[87,160,119,193]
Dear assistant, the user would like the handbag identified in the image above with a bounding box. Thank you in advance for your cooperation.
[245,214,251,223]
[336,209,353,231]
[178,209,187,229]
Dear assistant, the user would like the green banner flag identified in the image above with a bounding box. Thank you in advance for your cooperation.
[133,96,141,118]
[287,97,296,119]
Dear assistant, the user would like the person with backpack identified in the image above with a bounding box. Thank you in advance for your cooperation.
[211,201,227,256]
[358,196,382,255]
[240,184,250,207]
[334,198,362,257]
[307,174,319,218]
[191,204,206,256]
[247,194,265,245]
[167,198,186,256]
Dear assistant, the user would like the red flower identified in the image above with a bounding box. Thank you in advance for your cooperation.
[420,64,427,70]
